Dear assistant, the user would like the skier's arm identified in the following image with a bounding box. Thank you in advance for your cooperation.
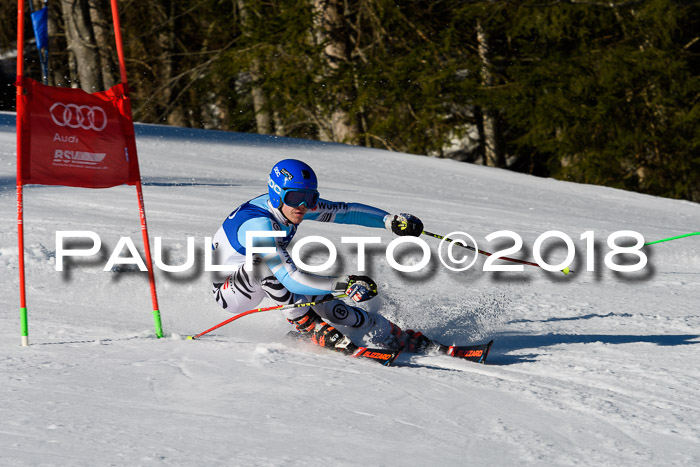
[306,199,424,238]
[239,217,341,296]
[304,199,389,228]
[263,241,341,295]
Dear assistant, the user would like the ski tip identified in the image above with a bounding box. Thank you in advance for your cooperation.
[186,335,194,340]
[482,340,495,364]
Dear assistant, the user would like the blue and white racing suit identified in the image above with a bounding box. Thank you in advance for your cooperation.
[211,194,394,345]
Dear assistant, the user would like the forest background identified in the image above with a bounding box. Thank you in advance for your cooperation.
[1,0,698,202]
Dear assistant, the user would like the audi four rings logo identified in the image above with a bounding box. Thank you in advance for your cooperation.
[49,102,108,131]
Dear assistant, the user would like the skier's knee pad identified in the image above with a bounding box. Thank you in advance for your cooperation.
[312,299,373,330]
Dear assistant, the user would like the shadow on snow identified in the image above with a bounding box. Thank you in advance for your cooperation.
[489,332,700,365]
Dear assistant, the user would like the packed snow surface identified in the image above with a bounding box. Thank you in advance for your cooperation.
[1,112,699,466]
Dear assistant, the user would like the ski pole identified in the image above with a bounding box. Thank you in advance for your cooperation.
[187,293,348,340]
[422,230,571,275]
[645,232,700,245]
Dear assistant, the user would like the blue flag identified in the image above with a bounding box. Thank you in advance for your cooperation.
[31,7,49,50]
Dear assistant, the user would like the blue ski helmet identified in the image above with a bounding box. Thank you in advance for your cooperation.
[268,159,319,209]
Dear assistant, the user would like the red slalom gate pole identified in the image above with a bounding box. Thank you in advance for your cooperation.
[135,181,163,337]
[16,0,29,347]
[110,0,129,84]
[187,294,347,340]
[111,0,163,337]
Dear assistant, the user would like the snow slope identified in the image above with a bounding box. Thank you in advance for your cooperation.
[1,111,699,466]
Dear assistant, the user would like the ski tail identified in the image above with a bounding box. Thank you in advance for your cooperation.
[447,340,494,364]
[352,346,402,366]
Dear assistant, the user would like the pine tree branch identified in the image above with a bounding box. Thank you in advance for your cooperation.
[133,39,237,119]
[684,37,699,50]
[504,0,647,7]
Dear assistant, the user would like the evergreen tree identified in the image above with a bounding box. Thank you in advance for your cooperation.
[2,0,698,201]
[491,0,700,200]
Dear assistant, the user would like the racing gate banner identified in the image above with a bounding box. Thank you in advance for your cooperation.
[17,77,141,188]
[15,0,163,347]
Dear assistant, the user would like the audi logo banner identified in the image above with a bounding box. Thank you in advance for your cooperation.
[17,77,140,188]
[49,103,109,132]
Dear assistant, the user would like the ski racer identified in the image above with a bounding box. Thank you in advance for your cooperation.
[211,158,446,355]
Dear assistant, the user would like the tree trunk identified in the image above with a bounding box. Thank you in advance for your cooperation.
[311,0,360,144]
[46,1,69,87]
[60,0,102,92]
[236,0,273,134]
[476,19,505,168]
[88,0,117,88]
[156,0,187,126]
[273,111,286,137]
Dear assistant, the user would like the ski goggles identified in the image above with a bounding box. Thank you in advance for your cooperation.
[281,189,320,209]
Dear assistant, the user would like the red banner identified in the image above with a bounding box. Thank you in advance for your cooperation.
[17,77,141,188]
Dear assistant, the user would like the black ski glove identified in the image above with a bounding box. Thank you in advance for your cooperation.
[340,275,378,303]
[385,213,423,237]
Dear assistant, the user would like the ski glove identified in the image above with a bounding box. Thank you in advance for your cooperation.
[385,213,423,237]
[344,275,378,303]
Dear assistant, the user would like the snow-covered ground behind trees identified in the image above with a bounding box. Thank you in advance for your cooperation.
[1,111,699,466]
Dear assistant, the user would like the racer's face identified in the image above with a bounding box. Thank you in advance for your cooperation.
[281,203,307,224]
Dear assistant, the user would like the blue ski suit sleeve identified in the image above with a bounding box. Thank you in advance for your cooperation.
[304,199,389,228]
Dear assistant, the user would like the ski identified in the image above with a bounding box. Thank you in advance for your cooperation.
[444,340,494,364]
[286,331,402,366]
[351,346,402,366]
[286,331,492,366]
